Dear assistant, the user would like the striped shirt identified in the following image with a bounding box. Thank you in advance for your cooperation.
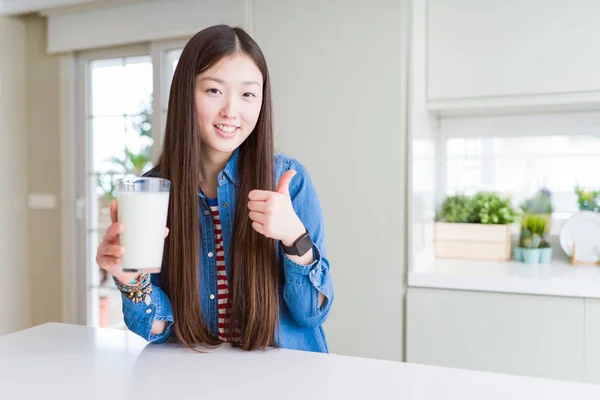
[207,198,232,341]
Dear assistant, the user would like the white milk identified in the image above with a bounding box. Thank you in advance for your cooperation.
[117,191,170,272]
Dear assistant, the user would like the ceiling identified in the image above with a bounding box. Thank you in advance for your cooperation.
[0,0,114,15]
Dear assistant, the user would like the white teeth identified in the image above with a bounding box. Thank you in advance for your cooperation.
[216,124,237,133]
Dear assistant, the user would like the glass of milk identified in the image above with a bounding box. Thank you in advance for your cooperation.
[116,177,171,273]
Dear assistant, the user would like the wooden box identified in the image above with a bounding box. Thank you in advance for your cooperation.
[434,222,511,261]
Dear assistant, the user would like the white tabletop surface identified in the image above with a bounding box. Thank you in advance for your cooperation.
[409,255,600,298]
[2,322,600,399]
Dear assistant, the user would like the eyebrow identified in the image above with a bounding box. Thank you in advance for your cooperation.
[200,77,262,87]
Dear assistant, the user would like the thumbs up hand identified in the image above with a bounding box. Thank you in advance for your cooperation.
[247,169,306,246]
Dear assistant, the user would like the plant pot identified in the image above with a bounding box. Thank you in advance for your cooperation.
[522,249,541,264]
[435,222,512,261]
[514,247,524,262]
[539,247,553,264]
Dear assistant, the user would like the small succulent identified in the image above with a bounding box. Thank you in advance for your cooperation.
[519,214,549,249]
[522,213,547,235]
[531,233,542,249]
[521,234,541,249]
[440,195,474,223]
[539,239,551,249]
[519,228,532,248]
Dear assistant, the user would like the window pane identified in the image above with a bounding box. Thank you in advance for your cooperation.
[91,115,126,172]
[445,135,600,213]
[90,59,127,116]
[123,57,153,115]
[87,54,153,329]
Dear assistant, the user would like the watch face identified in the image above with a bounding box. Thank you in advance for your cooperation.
[296,234,313,256]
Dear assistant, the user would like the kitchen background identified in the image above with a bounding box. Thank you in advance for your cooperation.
[1,0,599,386]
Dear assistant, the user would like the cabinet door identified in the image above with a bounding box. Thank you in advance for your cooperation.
[427,0,600,100]
[584,299,600,384]
[407,287,584,382]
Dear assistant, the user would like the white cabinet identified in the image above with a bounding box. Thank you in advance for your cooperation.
[426,0,600,102]
[407,287,585,382]
[585,299,600,384]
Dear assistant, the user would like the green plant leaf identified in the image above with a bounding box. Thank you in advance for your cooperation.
[520,188,554,214]
[440,195,474,223]
[574,185,600,212]
[471,192,518,225]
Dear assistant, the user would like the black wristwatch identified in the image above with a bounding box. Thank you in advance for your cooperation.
[281,230,313,256]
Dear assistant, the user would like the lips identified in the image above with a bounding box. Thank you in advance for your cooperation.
[214,124,239,138]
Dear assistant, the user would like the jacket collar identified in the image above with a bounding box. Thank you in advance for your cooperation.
[221,148,241,187]
[145,148,241,188]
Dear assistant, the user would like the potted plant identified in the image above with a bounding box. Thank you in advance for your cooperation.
[471,191,519,225]
[574,185,600,212]
[520,188,553,232]
[440,194,474,223]
[435,192,518,261]
[539,239,552,264]
[515,214,550,264]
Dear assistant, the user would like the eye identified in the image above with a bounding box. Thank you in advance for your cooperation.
[242,92,256,98]
[207,88,222,95]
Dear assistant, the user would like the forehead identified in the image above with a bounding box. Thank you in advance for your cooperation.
[199,53,263,84]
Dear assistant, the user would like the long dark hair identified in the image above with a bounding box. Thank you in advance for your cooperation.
[155,25,278,350]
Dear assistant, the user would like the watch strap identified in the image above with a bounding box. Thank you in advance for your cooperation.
[282,230,313,256]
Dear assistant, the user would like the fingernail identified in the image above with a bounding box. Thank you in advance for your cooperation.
[120,247,125,254]
[115,259,120,264]
[118,223,124,232]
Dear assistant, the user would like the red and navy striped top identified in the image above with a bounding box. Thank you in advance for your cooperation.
[207,198,233,341]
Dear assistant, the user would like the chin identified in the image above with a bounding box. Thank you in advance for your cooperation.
[210,139,244,155]
[214,135,250,152]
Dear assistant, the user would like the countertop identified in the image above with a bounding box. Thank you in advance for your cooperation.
[2,323,600,399]
[409,255,600,298]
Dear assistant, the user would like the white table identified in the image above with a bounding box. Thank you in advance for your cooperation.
[2,323,600,399]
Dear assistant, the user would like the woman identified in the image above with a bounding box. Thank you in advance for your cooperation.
[96,25,333,353]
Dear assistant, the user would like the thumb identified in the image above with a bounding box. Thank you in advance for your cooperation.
[276,169,297,195]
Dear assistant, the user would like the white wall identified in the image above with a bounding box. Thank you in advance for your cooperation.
[0,16,30,335]
[25,15,63,328]
[254,0,409,361]
[46,0,247,53]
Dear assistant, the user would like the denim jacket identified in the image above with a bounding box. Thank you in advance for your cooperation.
[120,149,334,353]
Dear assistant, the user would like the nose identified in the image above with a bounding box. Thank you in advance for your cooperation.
[219,95,238,120]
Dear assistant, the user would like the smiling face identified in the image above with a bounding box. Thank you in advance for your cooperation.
[194,53,264,160]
